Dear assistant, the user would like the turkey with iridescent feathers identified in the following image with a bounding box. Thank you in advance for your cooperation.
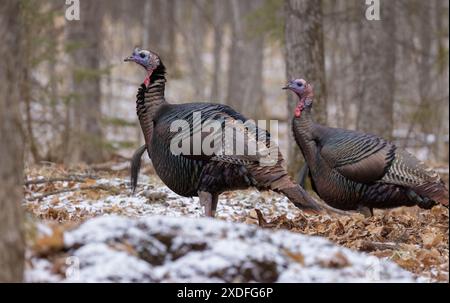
[124,48,337,217]
[284,78,449,215]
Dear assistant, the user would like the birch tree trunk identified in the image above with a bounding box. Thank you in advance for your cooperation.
[0,0,25,282]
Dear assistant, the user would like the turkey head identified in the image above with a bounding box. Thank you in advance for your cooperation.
[283,79,314,118]
[124,47,161,87]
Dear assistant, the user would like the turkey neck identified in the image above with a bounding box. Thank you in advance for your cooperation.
[136,76,167,145]
[146,78,167,109]
[292,99,317,163]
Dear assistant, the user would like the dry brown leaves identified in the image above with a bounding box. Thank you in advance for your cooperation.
[24,165,124,222]
[256,205,449,282]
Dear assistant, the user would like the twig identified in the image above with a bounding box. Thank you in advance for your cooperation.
[89,162,129,171]
[358,241,401,252]
[255,209,271,227]
[26,185,119,201]
[255,209,292,229]
[24,174,99,186]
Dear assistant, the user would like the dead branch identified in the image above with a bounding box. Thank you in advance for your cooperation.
[88,161,130,172]
[26,184,120,201]
[358,241,401,252]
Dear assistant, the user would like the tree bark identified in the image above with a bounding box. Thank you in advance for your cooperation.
[184,0,207,100]
[210,0,226,102]
[66,0,105,164]
[166,0,177,65]
[0,0,25,282]
[226,0,265,120]
[284,0,327,176]
[356,0,396,140]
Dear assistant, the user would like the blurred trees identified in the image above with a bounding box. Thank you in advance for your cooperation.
[9,0,449,169]
[0,0,25,282]
[401,0,449,161]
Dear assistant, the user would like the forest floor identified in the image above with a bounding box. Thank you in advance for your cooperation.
[23,161,449,282]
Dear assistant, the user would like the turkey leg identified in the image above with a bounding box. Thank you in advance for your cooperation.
[130,144,148,194]
[297,164,309,188]
[198,191,219,217]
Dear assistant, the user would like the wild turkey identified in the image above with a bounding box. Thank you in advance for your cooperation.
[124,48,334,217]
[284,78,449,215]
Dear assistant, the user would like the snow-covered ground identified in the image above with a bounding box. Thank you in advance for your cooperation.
[26,215,416,283]
[24,173,303,222]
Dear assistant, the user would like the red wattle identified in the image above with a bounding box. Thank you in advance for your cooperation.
[143,69,154,87]
[143,75,150,87]
[295,100,304,118]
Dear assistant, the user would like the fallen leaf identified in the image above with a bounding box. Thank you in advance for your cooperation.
[422,231,443,249]
[284,250,305,265]
[84,178,97,186]
[33,226,65,256]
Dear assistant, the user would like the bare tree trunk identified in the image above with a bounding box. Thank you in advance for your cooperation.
[143,0,176,65]
[66,0,105,164]
[210,0,226,102]
[184,0,208,100]
[285,0,327,176]
[166,0,177,65]
[0,0,25,282]
[18,2,43,163]
[48,18,60,161]
[227,0,265,120]
[356,0,396,140]
[142,0,151,48]
[148,0,163,48]
[416,1,435,159]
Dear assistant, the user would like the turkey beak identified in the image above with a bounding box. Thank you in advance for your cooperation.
[282,83,292,90]
[124,55,135,63]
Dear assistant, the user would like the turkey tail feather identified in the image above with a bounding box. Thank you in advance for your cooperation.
[415,181,449,207]
[280,184,352,215]
[280,185,322,214]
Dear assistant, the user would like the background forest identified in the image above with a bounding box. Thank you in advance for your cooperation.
[0,0,449,283]
[4,0,449,170]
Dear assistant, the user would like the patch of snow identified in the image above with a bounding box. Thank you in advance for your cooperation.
[27,215,416,283]
[68,243,154,283]
[26,258,61,283]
